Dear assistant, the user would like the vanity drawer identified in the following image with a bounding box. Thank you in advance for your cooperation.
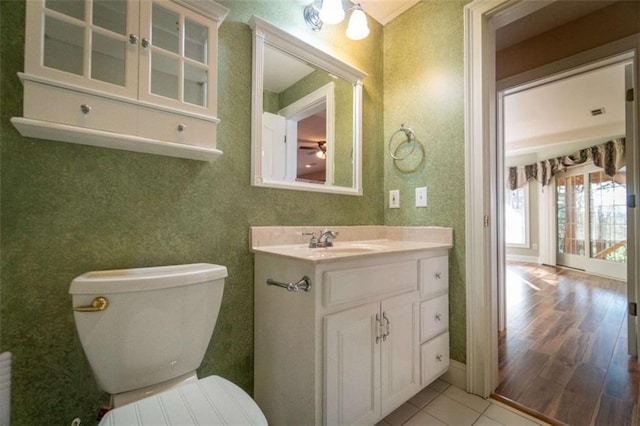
[419,256,448,298]
[138,108,217,147]
[23,81,137,134]
[421,332,449,386]
[420,294,448,342]
[323,261,417,308]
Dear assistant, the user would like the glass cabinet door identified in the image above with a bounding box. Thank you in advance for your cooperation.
[39,0,137,96]
[139,0,212,111]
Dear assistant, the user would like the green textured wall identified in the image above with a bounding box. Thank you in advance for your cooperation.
[0,1,384,424]
[383,0,469,363]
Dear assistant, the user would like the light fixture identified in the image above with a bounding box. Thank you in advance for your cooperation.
[304,0,370,41]
[316,141,327,159]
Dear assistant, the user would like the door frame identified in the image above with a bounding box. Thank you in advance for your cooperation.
[464,0,640,397]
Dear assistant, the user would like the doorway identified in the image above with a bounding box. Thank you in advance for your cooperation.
[463,0,640,400]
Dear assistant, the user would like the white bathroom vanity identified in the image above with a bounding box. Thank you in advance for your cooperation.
[251,226,452,425]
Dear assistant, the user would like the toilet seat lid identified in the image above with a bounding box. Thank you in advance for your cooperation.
[98,376,267,426]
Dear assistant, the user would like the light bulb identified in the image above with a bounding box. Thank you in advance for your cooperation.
[346,7,369,40]
[319,0,345,25]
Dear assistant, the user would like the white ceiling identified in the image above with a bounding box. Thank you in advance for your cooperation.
[263,46,314,93]
[504,63,626,157]
[359,0,420,25]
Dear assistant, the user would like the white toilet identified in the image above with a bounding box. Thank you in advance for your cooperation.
[69,263,267,425]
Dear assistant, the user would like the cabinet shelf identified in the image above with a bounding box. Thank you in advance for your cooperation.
[11,117,222,161]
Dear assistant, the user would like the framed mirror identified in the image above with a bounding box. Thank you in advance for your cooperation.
[249,16,367,195]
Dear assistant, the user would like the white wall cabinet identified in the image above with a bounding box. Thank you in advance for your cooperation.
[254,248,449,425]
[12,0,228,161]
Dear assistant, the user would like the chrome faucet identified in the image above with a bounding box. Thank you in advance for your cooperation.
[303,229,339,248]
[317,229,339,248]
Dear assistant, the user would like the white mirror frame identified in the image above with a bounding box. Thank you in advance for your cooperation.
[249,15,367,195]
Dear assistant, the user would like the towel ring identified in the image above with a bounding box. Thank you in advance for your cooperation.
[388,124,417,160]
[393,141,425,173]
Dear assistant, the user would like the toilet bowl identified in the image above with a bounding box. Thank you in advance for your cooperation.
[69,263,267,425]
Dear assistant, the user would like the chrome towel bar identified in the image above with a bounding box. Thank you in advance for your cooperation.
[267,276,312,292]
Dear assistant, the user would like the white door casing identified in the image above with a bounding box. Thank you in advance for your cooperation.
[465,0,640,397]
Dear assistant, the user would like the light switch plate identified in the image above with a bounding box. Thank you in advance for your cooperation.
[389,189,400,208]
[416,187,427,207]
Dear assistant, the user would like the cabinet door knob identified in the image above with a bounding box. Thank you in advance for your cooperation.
[129,34,139,45]
[80,104,91,114]
[436,354,443,362]
[177,124,186,132]
[435,313,442,321]
[435,272,442,279]
[141,38,151,48]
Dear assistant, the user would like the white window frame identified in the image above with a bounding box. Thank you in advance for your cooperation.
[505,183,530,248]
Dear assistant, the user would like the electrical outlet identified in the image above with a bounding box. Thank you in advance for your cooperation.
[416,187,427,207]
[389,189,400,208]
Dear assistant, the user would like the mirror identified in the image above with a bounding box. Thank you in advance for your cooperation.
[249,16,366,195]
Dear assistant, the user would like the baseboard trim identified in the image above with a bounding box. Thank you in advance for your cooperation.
[440,359,466,390]
[506,254,540,264]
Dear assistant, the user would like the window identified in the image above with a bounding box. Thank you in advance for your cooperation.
[505,184,529,247]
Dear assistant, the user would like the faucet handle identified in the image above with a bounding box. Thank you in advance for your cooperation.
[302,232,318,248]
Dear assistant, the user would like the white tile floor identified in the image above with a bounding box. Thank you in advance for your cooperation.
[377,380,551,426]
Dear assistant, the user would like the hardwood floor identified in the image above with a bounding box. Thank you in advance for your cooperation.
[496,262,639,425]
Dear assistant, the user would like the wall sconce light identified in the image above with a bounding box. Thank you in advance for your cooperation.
[304,0,370,40]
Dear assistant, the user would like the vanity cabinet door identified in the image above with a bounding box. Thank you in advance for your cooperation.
[325,302,381,426]
[380,291,420,415]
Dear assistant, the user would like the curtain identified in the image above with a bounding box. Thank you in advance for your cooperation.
[507,137,625,190]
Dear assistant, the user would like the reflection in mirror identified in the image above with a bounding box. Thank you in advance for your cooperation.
[249,16,366,195]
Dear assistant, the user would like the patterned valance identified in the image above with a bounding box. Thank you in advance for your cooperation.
[507,138,625,190]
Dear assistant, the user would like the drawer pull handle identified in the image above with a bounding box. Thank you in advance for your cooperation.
[129,34,139,45]
[73,296,108,312]
[435,272,442,279]
[80,104,91,114]
[266,276,311,292]
[177,124,186,132]
[141,38,151,48]
[435,313,442,321]
[436,354,443,362]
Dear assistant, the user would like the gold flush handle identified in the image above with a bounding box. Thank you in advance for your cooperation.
[73,296,108,312]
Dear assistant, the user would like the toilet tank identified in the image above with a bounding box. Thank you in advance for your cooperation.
[69,263,227,395]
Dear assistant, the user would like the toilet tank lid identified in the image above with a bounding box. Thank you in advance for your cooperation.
[69,263,227,294]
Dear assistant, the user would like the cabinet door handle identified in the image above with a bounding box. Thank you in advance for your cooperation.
[435,272,442,279]
[382,312,390,341]
[436,354,443,362]
[141,38,151,48]
[376,313,383,343]
[129,34,139,45]
[435,313,442,321]
[80,104,91,114]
